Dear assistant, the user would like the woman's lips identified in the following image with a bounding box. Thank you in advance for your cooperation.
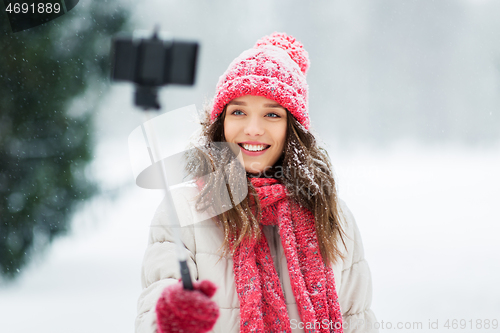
[238,143,270,156]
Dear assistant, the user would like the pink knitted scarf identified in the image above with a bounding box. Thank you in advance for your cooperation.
[232,177,343,333]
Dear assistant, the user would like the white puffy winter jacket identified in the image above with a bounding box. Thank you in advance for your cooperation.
[135,184,379,333]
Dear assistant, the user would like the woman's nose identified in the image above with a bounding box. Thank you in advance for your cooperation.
[243,116,265,136]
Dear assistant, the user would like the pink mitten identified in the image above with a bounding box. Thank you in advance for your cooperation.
[156,280,219,333]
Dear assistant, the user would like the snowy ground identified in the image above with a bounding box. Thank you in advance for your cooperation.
[331,143,500,332]
[0,137,498,333]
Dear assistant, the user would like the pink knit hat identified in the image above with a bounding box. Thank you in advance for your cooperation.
[211,32,311,129]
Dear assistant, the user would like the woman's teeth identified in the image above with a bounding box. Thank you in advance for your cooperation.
[241,143,268,152]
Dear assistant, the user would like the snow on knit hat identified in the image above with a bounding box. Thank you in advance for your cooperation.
[211,32,311,129]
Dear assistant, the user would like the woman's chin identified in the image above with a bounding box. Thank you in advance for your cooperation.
[246,169,263,176]
[245,166,266,176]
[243,163,264,175]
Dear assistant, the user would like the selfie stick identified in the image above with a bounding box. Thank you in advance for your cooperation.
[141,109,193,291]
[111,28,198,290]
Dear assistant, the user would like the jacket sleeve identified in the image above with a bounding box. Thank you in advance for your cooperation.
[336,200,379,333]
[135,195,198,333]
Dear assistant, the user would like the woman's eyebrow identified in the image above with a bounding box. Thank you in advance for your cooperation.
[228,101,247,106]
[263,103,284,108]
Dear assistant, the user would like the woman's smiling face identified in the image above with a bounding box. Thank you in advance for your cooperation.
[223,95,287,175]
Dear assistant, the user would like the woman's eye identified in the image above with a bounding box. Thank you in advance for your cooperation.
[232,110,245,115]
[266,112,280,118]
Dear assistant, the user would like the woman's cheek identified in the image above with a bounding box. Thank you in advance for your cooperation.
[223,120,237,142]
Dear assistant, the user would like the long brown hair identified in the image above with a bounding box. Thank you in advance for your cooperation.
[186,104,346,265]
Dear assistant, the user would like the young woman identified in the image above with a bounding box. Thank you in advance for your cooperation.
[135,33,378,333]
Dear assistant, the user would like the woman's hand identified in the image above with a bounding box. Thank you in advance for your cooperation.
[156,280,220,333]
